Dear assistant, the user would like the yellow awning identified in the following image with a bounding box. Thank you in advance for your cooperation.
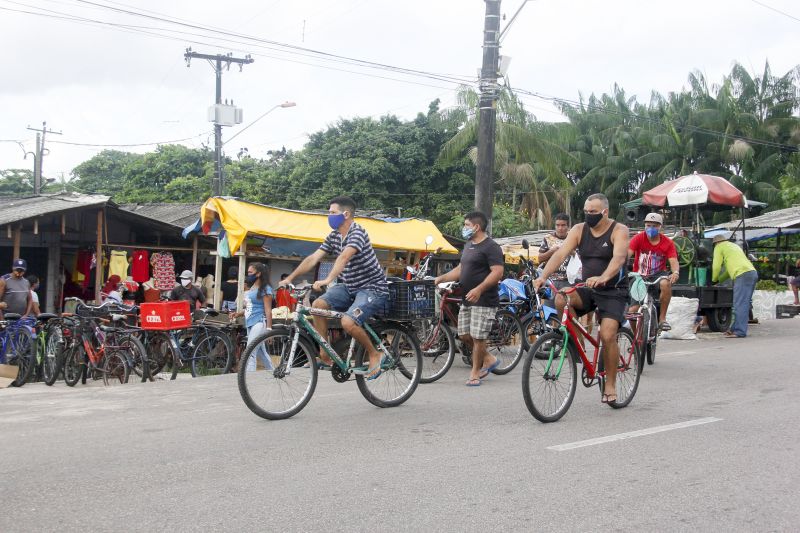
[200,197,458,255]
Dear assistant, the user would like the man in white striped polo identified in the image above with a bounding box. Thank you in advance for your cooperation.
[281,196,389,380]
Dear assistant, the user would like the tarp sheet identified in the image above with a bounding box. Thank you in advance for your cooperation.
[199,197,458,256]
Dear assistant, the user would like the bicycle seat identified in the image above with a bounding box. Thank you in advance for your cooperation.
[3,313,21,320]
[198,308,219,317]
[37,313,59,322]
[110,314,128,322]
[99,325,117,332]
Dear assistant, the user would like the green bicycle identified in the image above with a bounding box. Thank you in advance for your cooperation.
[238,285,423,420]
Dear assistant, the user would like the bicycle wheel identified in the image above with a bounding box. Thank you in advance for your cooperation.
[63,343,85,387]
[119,334,149,383]
[238,329,318,420]
[190,329,233,377]
[522,331,577,423]
[486,309,524,375]
[523,315,560,352]
[646,307,657,365]
[609,327,640,409]
[9,327,35,387]
[414,318,455,384]
[146,332,179,381]
[356,322,422,408]
[101,350,129,386]
[42,324,64,386]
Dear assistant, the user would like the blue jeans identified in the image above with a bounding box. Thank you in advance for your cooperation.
[731,270,758,337]
[318,284,388,326]
[245,322,273,371]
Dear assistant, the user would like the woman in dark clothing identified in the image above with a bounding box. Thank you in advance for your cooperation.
[221,266,239,312]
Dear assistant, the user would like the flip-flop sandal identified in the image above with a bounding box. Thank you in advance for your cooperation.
[478,358,502,379]
[465,378,482,387]
[601,393,617,404]
[365,366,383,381]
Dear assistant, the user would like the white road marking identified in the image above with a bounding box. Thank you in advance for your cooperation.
[548,417,723,451]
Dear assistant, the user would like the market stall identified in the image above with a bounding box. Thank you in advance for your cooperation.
[187,197,458,307]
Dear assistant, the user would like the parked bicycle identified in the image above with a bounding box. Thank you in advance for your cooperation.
[145,307,233,380]
[0,314,36,387]
[238,284,423,420]
[521,284,641,423]
[32,313,64,386]
[61,297,148,386]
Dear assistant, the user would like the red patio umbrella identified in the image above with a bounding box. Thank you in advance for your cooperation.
[642,172,746,208]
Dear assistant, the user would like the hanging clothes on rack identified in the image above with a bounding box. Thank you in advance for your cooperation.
[73,249,93,288]
[131,250,150,283]
[108,249,129,280]
[151,252,176,291]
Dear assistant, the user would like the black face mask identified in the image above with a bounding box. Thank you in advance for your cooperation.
[585,212,603,228]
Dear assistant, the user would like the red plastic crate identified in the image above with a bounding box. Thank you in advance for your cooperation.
[140,301,192,330]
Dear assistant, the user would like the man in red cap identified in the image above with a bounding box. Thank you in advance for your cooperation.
[628,213,679,330]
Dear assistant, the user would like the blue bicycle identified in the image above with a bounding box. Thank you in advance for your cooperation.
[0,313,37,387]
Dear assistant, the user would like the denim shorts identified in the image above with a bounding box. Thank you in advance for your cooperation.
[319,284,388,326]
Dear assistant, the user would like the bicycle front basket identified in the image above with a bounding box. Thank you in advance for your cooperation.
[629,275,647,303]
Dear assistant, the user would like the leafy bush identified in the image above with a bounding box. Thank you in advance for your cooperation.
[755,280,787,291]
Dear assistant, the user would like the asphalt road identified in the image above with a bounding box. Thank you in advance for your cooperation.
[2,319,798,532]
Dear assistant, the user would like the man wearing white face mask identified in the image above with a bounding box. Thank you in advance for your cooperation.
[169,270,205,309]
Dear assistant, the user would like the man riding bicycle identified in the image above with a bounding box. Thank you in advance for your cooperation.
[627,212,679,330]
[533,193,629,404]
[280,196,388,380]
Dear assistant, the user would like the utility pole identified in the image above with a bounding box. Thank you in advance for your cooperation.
[184,48,253,196]
[475,0,501,233]
[26,121,61,195]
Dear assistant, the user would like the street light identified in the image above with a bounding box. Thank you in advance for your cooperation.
[223,101,296,146]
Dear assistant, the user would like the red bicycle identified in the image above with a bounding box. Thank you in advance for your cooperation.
[521,284,641,422]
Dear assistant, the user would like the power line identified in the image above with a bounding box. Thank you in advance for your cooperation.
[749,0,800,23]
[68,0,476,84]
[47,131,210,147]
[0,3,475,91]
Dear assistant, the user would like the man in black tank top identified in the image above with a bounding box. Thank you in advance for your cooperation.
[533,193,629,404]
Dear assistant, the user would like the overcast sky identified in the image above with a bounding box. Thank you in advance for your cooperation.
[1,0,797,183]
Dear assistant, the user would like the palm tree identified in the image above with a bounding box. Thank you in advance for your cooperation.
[438,85,574,228]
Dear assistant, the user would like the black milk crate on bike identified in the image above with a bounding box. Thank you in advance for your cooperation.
[381,280,435,321]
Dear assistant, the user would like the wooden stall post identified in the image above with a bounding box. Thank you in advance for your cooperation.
[12,225,21,259]
[213,252,223,309]
[191,236,199,278]
[95,210,103,303]
[236,252,247,311]
[45,237,60,314]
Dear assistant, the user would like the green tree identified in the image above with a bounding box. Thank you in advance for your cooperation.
[72,150,143,195]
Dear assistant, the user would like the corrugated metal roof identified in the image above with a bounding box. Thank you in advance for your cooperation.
[118,203,204,230]
[716,206,800,229]
[494,230,553,248]
[0,193,110,225]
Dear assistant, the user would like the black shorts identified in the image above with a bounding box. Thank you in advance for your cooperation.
[574,287,628,325]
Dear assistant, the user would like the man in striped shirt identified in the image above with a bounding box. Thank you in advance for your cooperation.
[281,196,389,379]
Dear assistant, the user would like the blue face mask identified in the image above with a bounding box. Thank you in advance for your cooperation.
[645,227,660,239]
[462,226,476,240]
[245,274,258,285]
[328,213,346,230]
